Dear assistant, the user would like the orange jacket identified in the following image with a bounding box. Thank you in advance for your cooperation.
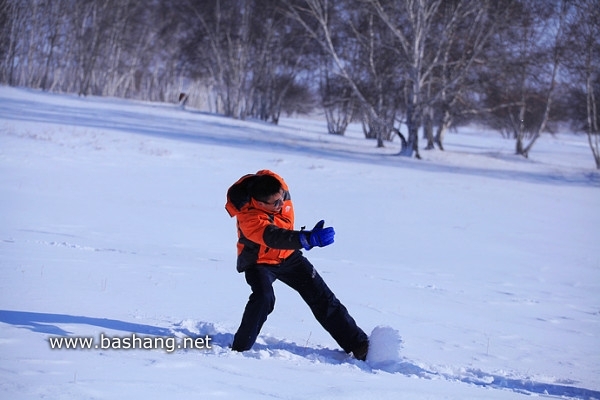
[226,170,302,272]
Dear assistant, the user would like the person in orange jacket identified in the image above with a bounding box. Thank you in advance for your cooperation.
[225,170,369,360]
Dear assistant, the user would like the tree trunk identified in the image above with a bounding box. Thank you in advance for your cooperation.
[401,100,421,158]
[517,0,565,159]
[434,109,452,151]
[423,105,435,150]
[586,76,600,169]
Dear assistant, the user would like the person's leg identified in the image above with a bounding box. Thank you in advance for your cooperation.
[231,266,277,351]
[278,252,368,354]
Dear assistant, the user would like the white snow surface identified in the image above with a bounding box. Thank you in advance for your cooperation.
[1,86,599,399]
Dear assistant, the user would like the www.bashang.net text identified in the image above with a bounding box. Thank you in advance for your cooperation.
[48,333,212,353]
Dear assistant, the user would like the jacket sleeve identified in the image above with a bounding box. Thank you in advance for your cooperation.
[263,225,304,250]
[237,211,301,249]
[238,211,303,250]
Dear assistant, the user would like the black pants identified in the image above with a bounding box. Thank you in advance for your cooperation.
[232,251,368,353]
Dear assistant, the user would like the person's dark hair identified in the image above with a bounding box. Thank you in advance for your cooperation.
[248,175,281,202]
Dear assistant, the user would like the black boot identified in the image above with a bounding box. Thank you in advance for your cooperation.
[352,340,369,361]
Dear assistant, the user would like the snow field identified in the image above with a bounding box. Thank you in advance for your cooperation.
[1,86,599,399]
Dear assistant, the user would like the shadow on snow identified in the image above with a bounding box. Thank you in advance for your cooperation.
[1,309,598,400]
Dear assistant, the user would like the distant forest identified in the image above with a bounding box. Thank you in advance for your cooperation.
[1,0,598,165]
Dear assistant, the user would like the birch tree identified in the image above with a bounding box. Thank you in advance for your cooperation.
[175,0,257,119]
[514,0,567,158]
[563,0,600,169]
[0,0,38,86]
[247,1,315,123]
[288,0,500,157]
[286,0,404,152]
[424,0,500,150]
[478,0,566,158]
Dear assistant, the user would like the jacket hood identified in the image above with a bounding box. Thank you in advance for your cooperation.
[225,170,289,217]
[225,174,256,217]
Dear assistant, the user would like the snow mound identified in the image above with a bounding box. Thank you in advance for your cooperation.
[366,325,402,367]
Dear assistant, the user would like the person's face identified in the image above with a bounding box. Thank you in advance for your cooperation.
[258,190,284,213]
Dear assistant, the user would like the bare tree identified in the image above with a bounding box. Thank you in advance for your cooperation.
[175,0,259,119]
[477,1,566,158]
[288,0,501,157]
[321,71,357,135]
[355,10,401,146]
[425,0,501,150]
[286,0,410,153]
[0,0,35,86]
[366,0,454,158]
[248,1,315,123]
[563,0,600,169]
[288,0,394,147]
[514,0,567,158]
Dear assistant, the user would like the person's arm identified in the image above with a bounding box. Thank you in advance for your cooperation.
[264,220,335,251]
[262,225,304,249]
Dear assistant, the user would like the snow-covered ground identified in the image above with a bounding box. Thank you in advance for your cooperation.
[1,86,599,399]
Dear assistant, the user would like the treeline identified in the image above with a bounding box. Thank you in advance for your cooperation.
[0,0,598,166]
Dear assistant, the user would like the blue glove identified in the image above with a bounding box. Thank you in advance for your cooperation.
[299,220,335,250]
